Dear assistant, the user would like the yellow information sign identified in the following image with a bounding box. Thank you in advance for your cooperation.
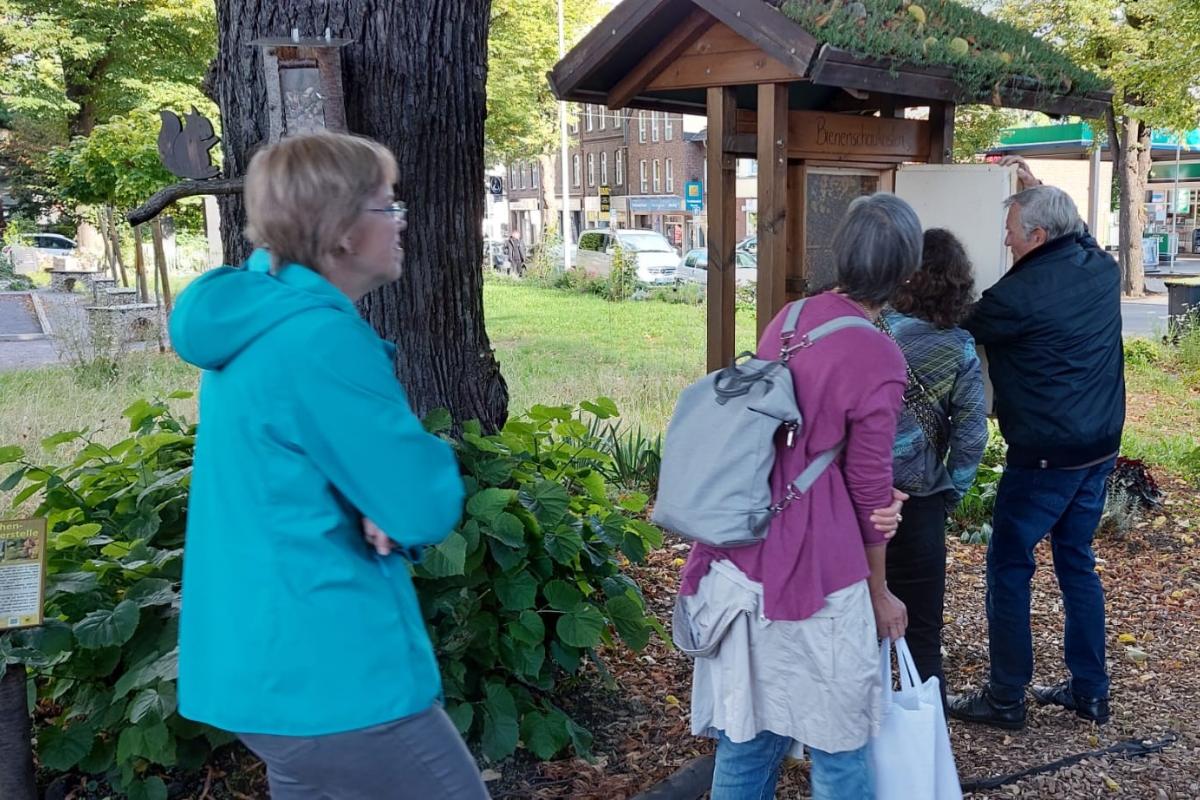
[0,518,47,630]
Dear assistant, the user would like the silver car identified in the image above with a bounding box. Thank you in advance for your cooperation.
[574,228,678,285]
[677,248,757,286]
[3,233,79,274]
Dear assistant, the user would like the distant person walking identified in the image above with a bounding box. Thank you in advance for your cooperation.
[503,228,527,275]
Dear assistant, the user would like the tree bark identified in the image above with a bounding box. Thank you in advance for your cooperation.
[105,207,129,288]
[212,0,508,430]
[1117,117,1152,298]
[133,225,150,303]
[97,209,116,280]
[0,663,36,800]
[152,219,173,314]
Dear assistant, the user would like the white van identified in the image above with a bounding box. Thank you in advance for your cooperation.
[574,228,678,285]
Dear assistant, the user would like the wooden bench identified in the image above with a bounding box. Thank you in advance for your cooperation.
[84,303,160,343]
[49,270,103,294]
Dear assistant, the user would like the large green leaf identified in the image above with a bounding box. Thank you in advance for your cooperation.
[466,488,515,522]
[520,709,571,760]
[39,723,94,771]
[579,397,619,419]
[522,480,570,528]
[128,684,176,725]
[487,538,526,573]
[420,531,468,578]
[550,641,582,673]
[486,511,527,548]
[126,776,168,800]
[556,602,605,649]
[446,701,474,735]
[117,719,174,765]
[508,610,545,645]
[494,569,538,611]
[79,736,116,774]
[542,579,583,612]
[544,523,584,565]
[125,578,177,608]
[480,683,519,762]
[114,648,178,699]
[0,445,25,464]
[74,600,140,649]
[606,593,651,651]
[0,466,27,491]
[422,408,452,434]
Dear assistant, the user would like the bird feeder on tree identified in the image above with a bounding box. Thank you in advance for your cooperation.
[251,30,353,143]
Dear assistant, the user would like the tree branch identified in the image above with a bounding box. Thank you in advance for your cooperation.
[126,178,244,226]
[1104,104,1123,177]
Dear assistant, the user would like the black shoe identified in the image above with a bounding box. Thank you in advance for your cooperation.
[1032,680,1111,724]
[947,687,1026,730]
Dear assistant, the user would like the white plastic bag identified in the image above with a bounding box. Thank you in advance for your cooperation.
[871,638,962,800]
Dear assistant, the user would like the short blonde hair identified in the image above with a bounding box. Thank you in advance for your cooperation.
[244,132,398,273]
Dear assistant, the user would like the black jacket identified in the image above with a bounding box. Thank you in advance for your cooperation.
[964,231,1125,469]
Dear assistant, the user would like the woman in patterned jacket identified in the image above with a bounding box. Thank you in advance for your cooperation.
[880,228,989,707]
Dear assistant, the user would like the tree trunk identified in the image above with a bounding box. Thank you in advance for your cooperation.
[0,663,36,800]
[212,0,508,430]
[106,208,129,288]
[97,209,116,280]
[133,225,150,303]
[152,219,174,314]
[1117,117,1152,298]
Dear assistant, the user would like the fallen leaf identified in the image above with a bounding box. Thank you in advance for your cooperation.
[665,694,680,707]
[1102,773,1120,791]
[1153,516,1167,528]
[1126,646,1150,663]
[481,769,502,782]
[1118,632,1137,645]
[672,557,685,567]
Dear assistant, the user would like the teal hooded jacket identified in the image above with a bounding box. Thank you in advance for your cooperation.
[170,249,464,735]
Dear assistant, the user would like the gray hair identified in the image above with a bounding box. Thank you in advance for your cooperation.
[832,193,924,306]
[1004,185,1084,241]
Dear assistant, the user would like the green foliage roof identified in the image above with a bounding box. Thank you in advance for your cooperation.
[775,0,1107,101]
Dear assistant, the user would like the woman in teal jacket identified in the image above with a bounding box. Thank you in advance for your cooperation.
[170,132,488,799]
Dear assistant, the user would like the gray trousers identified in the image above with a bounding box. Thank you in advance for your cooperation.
[239,706,490,799]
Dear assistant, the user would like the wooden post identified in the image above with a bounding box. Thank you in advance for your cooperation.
[706,86,737,373]
[929,101,955,164]
[152,218,174,314]
[106,207,129,287]
[786,161,806,301]
[756,83,789,338]
[133,225,150,303]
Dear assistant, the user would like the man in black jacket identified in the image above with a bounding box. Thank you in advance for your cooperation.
[949,157,1125,730]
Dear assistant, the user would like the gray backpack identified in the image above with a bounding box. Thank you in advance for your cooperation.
[651,299,876,548]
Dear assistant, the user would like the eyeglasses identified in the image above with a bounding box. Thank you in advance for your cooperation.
[366,201,407,223]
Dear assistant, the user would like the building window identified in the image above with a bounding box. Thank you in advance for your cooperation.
[587,153,595,187]
[601,152,609,186]
[665,114,674,141]
[612,109,621,129]
[569,106,579,134]
[573,154,581,187]
[509,165,516,191]
[653,159,661,192]
[615,149,625,186]
[666,159,674,193]
[599,106,606,130]
[532,161,539,186]
[651,111,660,142]
[638,112,647,144]
[640,160,648,193]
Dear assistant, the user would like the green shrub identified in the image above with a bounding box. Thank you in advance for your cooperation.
[1123,337,1160,367]
[1,395,663,790]
[605,246,638,302]
[951,421,1006,543]
[645,283,705,306]
[417,397,662,761]
[0,395,216,800]
[735,281,757,313]
[588,420,663,495]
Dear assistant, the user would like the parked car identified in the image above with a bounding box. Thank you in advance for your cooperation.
[736,235,757,256]
[531,241,578,270]
[2,233,79,274]
[677,248,757,286]
[574,228,677,285]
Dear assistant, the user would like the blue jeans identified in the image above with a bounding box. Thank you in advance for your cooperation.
[711,730,873,800]
[986,458,1115,702]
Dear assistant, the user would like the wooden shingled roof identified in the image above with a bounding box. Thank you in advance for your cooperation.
[549,0,1112,119]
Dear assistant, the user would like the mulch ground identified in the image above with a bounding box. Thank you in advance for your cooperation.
[489,472,1200,799]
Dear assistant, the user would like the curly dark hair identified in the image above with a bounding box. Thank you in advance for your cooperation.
[891,228,976,329]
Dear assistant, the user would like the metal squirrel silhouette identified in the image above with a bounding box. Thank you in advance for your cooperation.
[157,106,220,180]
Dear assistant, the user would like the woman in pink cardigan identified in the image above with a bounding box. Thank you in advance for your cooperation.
[677,193,921,800]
